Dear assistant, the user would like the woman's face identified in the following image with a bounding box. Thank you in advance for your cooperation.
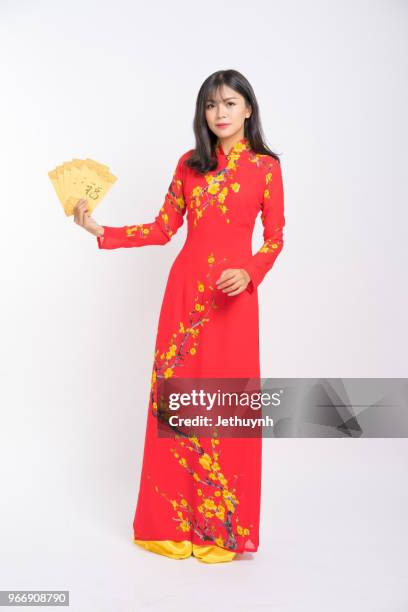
[205,84,251,141]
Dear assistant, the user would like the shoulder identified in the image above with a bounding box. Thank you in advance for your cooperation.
[173,149,195,180]
[256,153,282,181]
[177,148,195,164]
[257,152,281,167]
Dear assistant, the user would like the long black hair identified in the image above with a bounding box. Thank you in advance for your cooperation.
[185,69,281,175]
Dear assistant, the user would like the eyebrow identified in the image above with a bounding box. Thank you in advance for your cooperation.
[206,96,238,102]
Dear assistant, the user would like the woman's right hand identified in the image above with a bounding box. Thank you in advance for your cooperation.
[73,199,104,237]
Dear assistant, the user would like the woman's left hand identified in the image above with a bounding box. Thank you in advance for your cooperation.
[216,268,251,296]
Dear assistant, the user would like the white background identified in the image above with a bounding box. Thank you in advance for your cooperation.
[0,0,407,610]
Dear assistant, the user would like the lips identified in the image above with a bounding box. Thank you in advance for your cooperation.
[216,123,230,127]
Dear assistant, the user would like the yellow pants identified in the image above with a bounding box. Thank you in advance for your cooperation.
[133,539,236,563]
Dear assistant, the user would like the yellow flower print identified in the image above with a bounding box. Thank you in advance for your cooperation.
[197,281,205,292]
[259,238,280,253]
[192,186,202,196]
[231,182,240,192]
[208,182,220,195]
[164,367,174,378]
[203,498,217,511]
[180,520,191,532]
[199,453,212,470]
[234,142,247,153]
[165,344,177,359]
[126,225,143,237]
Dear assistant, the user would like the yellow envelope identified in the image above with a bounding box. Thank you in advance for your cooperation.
[48,158,117,216]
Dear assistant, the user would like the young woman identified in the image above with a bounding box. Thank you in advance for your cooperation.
[74,69,285,563]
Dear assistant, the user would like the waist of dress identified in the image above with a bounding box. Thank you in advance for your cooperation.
[180,238,252,257]
[176,240,254,267]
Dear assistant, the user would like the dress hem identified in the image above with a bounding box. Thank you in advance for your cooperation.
[132,536,258,555]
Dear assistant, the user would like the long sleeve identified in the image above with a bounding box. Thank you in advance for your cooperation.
[243,157,285,293]
[96,154,187,249]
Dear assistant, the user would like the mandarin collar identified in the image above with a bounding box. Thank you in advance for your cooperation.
[216,136,250,158]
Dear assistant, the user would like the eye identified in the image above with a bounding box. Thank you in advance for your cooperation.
[227,102,235,106]
[206,103,214,109]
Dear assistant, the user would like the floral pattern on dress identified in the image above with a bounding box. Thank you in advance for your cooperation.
[187,140,250,227]
[147,434,253,551]
[125,169,186,241]
[146,251,253,551]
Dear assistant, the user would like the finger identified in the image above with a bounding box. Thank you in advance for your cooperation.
[215,268,232,283]
[75,198,86,210]
[78,201,88,213]
[222,280,242,293]
[218,275,240,290]
[216,270,237,288]
[226,286,245,296]
[226,278,246,294]
[73,199,86,221]
[220,280,240,292]
[73,202,80,220]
